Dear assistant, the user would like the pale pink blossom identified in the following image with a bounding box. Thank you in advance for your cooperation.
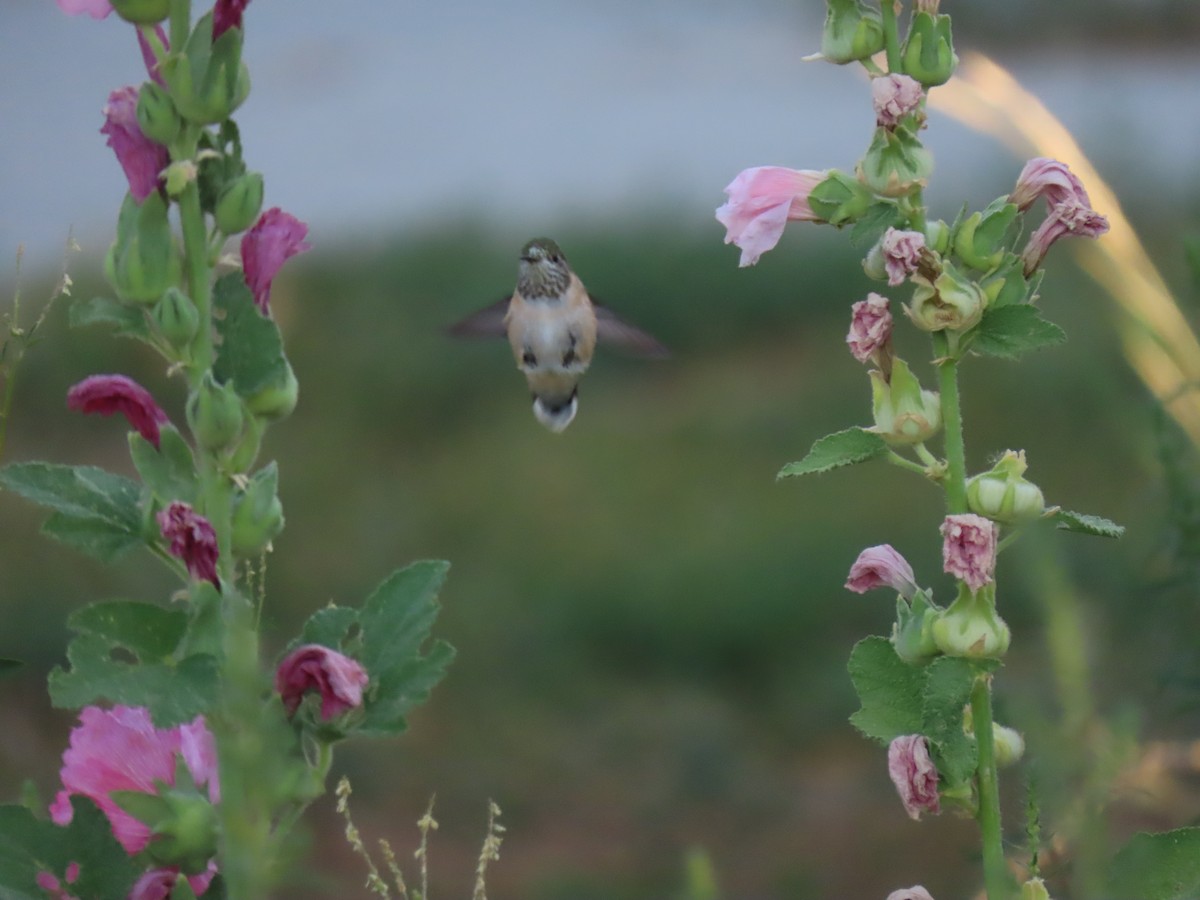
[67,374,169,449]
[715,166,825,267]
[880,227,927,286]
[845,544,917,598]
[157,502,220,588]
[276,644,369,720]
[846,293,893,364]
[887,889,936,900]
[888,734,940,820]
[241,208,312,313]
[872,74,924,129]
[100,86,168,202]
[56,0,113,17]
[1020,200,1110,275]
[1009,157,1092,212]
[940,513,998,592]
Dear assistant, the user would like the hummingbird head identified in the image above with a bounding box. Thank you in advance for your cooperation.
[517,237,571,299]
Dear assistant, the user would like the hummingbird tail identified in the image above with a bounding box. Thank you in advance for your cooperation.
[532,391,578,433]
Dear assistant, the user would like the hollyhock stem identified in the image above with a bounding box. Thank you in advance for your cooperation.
[933,331,967,513]
[970,675,1012,900]
[888,450,929,476]
[880,0,903,73]
[176,175,213,385]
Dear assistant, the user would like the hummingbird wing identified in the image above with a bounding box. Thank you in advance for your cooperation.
[593,302,670,359]
[446,297,512,339]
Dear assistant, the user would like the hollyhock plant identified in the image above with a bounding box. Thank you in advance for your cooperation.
[846,292,893,364]
[276,644,370,720]
[871,73,924,129]
[100,87,169,203]
[715,166,825,266]
[845,544,918,599]
[157,502,220,587]
[887,734,940,820]
[241,208,312,313]
[67,374,169,449]
[940,513,997,592]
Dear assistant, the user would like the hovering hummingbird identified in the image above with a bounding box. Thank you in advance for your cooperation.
[449,238,668,432]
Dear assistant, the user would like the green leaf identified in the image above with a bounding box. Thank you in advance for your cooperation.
[129,426,197,505]
[1053,509,1125,539]
[68,295,152,342]
[41,513,143,563]
[68,601,187,659]
[920,657,978,785]
[212,273,288,398]
[847,636,924,743]
[778,428,888,479]
[849,202,901,250]
[971,305,1066,360]
[1109,827,1200,900]
[300,605,360,649]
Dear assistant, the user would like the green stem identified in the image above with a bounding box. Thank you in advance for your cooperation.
[879,0,903,73]
[933,331,967,512]
[971,674,1014,899]
[887,449,930,476]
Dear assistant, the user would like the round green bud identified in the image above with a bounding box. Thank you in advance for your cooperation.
[820,0,885,64]
[136,82,180,146]
[111,0,169,25]
[186,372,244,452]
[245,362,299,422]
[231,463,284,556]
[901,11,958,87]
[966,450,1046,525]
[153,288,200,349]
[993,724,1025,768]
[869,358,941,446]
[924,219,951,255]
[108,192,182,305]
[215,172,264,235]
[931,584,1010,660]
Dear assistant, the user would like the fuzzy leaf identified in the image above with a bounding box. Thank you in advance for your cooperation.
[1109,827,1200,900]
[299,605,360,650]
[920,657,979,785]
[848,636,924,743]
[212,273,288,398]
[1054,509,1125,539]
[129,426,197,505]
[40,513,143,563]
[68,295,151,342]
[971,305,1066,360]
[778,428,889,479]
[849,202,901,250]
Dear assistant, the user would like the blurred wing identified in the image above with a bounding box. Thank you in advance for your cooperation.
[594,302,670,359]
[447,297,511,339]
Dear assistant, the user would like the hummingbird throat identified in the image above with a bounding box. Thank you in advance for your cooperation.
[517,263,571,300]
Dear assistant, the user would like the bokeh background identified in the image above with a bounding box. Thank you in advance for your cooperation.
[4,1,1200,897]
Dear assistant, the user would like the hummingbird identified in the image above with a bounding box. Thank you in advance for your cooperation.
[449,237,668,432]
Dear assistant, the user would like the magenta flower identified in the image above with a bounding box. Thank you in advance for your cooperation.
[887,734,940,820]
[845,543,918,599]
[241,208,312,314]
[846,292,893,364]
[67,374,169,450]
[886,889,935,900]
[157,502,220,588]
[716,166,825,267]
[276,644,370,720]
[50,706,219,896]
[213,0,251,39]
[101,86,169,203]
[130,869,185,900]
[940,513,998,592]
[36,863,80,900]
[872,74,924,129]
[1020,200,1110,275]
[1009,157,1092,212]
[879,227,927,286]
[56,0,113,17]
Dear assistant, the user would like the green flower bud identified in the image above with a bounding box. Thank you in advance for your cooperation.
[163,160,198,199]
[146,790,218,875]
[993,723,1025,767]
[857,126,933,198]
[226,416,264,473]
[136,82,180,146]
[980,253,1040,308]
[901,11,957,87]
[807,170,874,226]
[153,287,200,348]
[107,192,182,305]
[215,171,264,235]
[231,462,284,556]
[820,0,885,64]
[162,12,251,125]
[953,198,1018,272]
[966,450,1046,525]
[111,0,169,25]
[868,357,941,446]
[1021,877,1052,900]
[904,261,986,333]
[245,362,299,422]
[186,372,244,452]
[891,590,943,665]
[924,219,951,255]
[932,583,1010,660]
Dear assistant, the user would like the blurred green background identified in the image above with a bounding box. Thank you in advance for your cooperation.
[4,2,1200,899]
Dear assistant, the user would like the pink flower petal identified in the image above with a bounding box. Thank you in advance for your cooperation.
[716,166,824,266]
[846,292,893,364]
[157,502,221,588]
[100,87,168,203]
[67,374,168,449]
[56,0,113,18]
[940,513,998,592]
[845,543,917,598]
[241,208,312,313]
[887,734,940,820]
[276,644,369,720]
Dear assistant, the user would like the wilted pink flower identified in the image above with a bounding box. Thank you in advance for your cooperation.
[213,0,251,39]
[137,25,169,86]
[879,227,927,286]
[845,543,918,599]
[56,0,113,17]
[846,293,893,364]
[67,374,169,450]
[1020,200,1110,275]
[872,74,924,129]
[888,734,940,820]
[716,166,825,267]
[277,644,370,720]
[887,889,935,900]
[241,208,312,313]
[1009,157,1092,212]
[50,706,219,896]
[941,513,998,592]
[101,86,168,202]
[157,502,220,588]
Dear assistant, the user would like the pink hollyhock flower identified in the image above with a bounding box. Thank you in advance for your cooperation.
[845,543,918,599]
[879,227,927,286]
[101,86,169,203]
[1020,200,1110,275]
[846,292,893,364]
[50,707,219,896]
[887,889,935,900]
[241,208,312,314]
[213,0,251,39]
[157,502,220,588]
[715,166,825,267]
[129,869,189,900]
[56,0,113,17]
[36,863,80,900]
[1009,157,1092,212]
[872,74,924,129]
[887,734,940,820]
[276,644,370,720]
[67,374,169,450]
[941,513,998,592]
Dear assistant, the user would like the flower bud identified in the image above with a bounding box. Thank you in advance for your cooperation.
[245,361,299,421]
[110,0,169,25]
[186,372,244,452]
[807,170,874,226]
[932,583,1010,659]
[888,734,940,820]
[162,11,251,125]
[868,357,941,446]
[993,723,1025,767]
[966,450,1046,525]
[215,171,264,235]
[232,463,284,556]
[901,11,957,87]
[141,786,219,875]
[846,293,893,365]
[857,126,933,198]
[819,0,885,64]
[924,219,951,255]
[152,287,200,349]
[904,262,986,333]
[980,254,1038,308]
[135,81,180,146]
[1020,877,1052,900]
[892,590,942,665]
[106,192,182,305]
[953,198,1018,272]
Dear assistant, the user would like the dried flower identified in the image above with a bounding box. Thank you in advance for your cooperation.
[879,228,927,286]
[845,544,918,599]
[241,208,312,313]
[715,167,825,266]
[157,501,221,588]
[940,513,998,592]
[276,644,369,720]
[846,292,893,364]
[887,734,940,820]
[1020,200,1110,275]
[67,374,169,449]
[872,74,924,129]
[1009,157,1091,212]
